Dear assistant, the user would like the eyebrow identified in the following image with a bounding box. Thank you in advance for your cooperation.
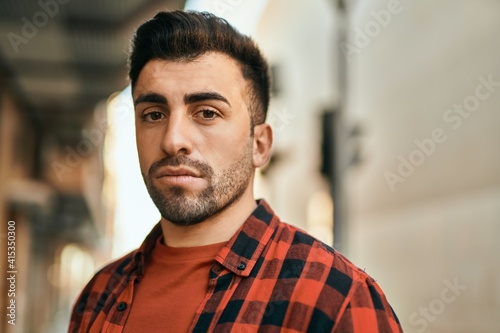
[184,91,231,107]
[134,91,231,108]
[134,93,167,107]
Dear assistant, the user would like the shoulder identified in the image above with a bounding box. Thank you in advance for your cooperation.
[70,250,136,323]
[273,221,369,283]
[271,221,402,331]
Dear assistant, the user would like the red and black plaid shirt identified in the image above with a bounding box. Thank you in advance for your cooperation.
[69,200,402,332]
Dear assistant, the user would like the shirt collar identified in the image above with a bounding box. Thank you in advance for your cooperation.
[215,199,279,276]
[125,199,279,278]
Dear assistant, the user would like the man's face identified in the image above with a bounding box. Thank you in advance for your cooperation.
[133,52,256,226]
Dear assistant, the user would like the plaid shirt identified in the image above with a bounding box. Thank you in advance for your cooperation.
[69,200,402,332]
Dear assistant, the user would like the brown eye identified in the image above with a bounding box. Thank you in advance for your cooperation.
[149,112,163,120]
[142,111,165,122]
[202,110,216,119]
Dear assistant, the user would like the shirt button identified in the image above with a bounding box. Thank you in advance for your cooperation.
[117,302,127,311]
[237,263,246,270]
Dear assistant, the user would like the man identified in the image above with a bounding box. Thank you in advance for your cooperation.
[70,10,402,332]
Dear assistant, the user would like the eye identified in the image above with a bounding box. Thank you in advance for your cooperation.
[196,109,219,120]
[202,110,216,118]
[142,111,165,122]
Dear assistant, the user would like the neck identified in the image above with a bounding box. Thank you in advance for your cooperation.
[160,190,257,247]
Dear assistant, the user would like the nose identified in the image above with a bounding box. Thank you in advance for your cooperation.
[160,111,193,156]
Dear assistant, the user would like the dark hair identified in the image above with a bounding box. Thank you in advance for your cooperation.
[129,10,270,125]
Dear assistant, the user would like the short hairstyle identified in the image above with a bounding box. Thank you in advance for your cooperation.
[129,10,270,125]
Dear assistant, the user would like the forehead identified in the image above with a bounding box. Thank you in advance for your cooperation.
[133,52,248,98]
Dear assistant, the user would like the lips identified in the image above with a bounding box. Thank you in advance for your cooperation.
[155,167,201,178]
[154,166,205,188]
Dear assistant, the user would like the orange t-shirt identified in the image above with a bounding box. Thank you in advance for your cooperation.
[123,237,227,333]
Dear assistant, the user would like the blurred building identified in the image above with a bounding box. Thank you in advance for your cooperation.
[1,1,499,333]
[0,1,185,332]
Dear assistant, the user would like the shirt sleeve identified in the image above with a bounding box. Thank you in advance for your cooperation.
[333,276,403,332]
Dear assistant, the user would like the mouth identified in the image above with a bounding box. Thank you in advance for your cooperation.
[154,166,205,187]
[156,167,201,178]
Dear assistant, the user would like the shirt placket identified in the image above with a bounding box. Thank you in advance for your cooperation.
[190,264,240,332]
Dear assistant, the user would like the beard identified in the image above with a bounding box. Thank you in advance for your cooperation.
[143,138,254,226]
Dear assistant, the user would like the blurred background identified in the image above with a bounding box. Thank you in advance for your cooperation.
[0,0,499,332]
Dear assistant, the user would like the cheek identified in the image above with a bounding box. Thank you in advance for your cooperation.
[205,131,252,171]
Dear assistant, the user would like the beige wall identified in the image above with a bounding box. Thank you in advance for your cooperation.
[345,0,500,332]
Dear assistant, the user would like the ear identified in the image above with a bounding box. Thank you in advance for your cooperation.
[252,123,273,168]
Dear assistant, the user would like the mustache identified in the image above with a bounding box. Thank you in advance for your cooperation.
[148,155,214,179]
